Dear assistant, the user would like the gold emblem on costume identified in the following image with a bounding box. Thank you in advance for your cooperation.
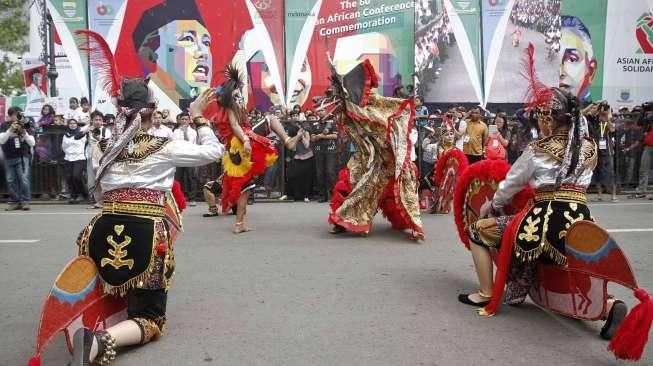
[519,216,541,242]
[101,225,134,270]
[559,208,585,239]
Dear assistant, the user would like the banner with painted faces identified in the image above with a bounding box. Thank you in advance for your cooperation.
[43,0,414,115]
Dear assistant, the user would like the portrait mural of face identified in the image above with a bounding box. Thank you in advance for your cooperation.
[130,0,215,110]
[560,16,597,102]
[138,20,212,104]
[259,58,311,107]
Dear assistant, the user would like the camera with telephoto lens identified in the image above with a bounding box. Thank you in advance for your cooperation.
[11,112,31,131]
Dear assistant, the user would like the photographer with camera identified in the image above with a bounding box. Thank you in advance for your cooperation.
[0,107,36,210]
[282,113,314,202]
[584,100,618,202]
[312,109,338,202]
[634,102,653,199]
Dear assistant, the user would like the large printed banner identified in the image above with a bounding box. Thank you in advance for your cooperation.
[415,0,482,103]
[46,0,90,100]
[560,0,607,104]
[288,0,415,109]
[31,0,414,116]
[603,0,653,108]
[418,0,653,107]
[29,1,653,111]
[87,0,127,113]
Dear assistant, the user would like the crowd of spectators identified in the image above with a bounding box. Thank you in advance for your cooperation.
[0,97,353,211]
[410,98,653,206]
[3,92,653,211]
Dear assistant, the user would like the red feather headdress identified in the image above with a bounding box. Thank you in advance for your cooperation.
[74,29,120,98]
[521,43,553,112]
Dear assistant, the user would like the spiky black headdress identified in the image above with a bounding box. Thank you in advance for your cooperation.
[216,64,245,110]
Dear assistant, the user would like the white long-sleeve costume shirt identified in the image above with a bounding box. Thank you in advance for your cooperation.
[94,126,224,193]
[492,136,597,211]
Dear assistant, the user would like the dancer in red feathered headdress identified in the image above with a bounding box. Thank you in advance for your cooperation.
[213,61,298,234]
[28,30,225,366]
[454,43,651,362]
[322,55,424,241]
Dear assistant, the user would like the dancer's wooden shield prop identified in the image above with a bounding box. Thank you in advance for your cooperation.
[529,221,639,320]
[453,159,533,249]
[29,256,126,364]
[432,149,468,214]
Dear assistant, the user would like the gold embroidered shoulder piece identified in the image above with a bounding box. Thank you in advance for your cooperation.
[530,134,597,166]
[99,134,170,162]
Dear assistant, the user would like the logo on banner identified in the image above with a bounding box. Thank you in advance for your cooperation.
[618,89,633,103]
[457,1,472,10]
[488,0,507,6]
[96,3,114,16]
[452,0,478,14]
[636,13,653,54]
[63,2,77,18]
[254,0,272,10]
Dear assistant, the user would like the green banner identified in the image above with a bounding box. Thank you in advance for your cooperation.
[451,0,482,93]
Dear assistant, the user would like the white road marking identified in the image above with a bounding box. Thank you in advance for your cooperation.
[0,239,40,243]
[606,228,653,233]
[591,202,653,206]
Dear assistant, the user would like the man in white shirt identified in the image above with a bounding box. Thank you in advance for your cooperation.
[173,111,199,205]
[172,112,198,143]
[148,110,174,139]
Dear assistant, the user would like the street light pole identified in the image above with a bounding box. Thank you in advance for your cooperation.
[45,7,58,97]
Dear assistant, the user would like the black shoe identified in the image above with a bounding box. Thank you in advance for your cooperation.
[600,300,628,340]
[329,225,346,234]
[202,211,219,217]
[458,293,490,307]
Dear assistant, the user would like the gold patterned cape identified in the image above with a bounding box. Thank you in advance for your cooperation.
[329,94,423,237]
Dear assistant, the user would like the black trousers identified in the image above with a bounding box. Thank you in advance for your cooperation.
[175,167,199,200]
[128,288,167,321]
[288,157,314,200]
[314,151,337,199]
[65,160,87,199]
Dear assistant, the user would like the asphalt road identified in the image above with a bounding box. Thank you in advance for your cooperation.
[1,199,652,365]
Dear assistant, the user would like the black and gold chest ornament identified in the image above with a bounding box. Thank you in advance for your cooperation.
[99,133,169,163]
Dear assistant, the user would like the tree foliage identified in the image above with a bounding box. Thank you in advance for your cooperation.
[0,0,29,96]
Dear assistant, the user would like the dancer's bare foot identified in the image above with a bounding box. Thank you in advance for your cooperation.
[404,228,425,241]
[233,222,251,234]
